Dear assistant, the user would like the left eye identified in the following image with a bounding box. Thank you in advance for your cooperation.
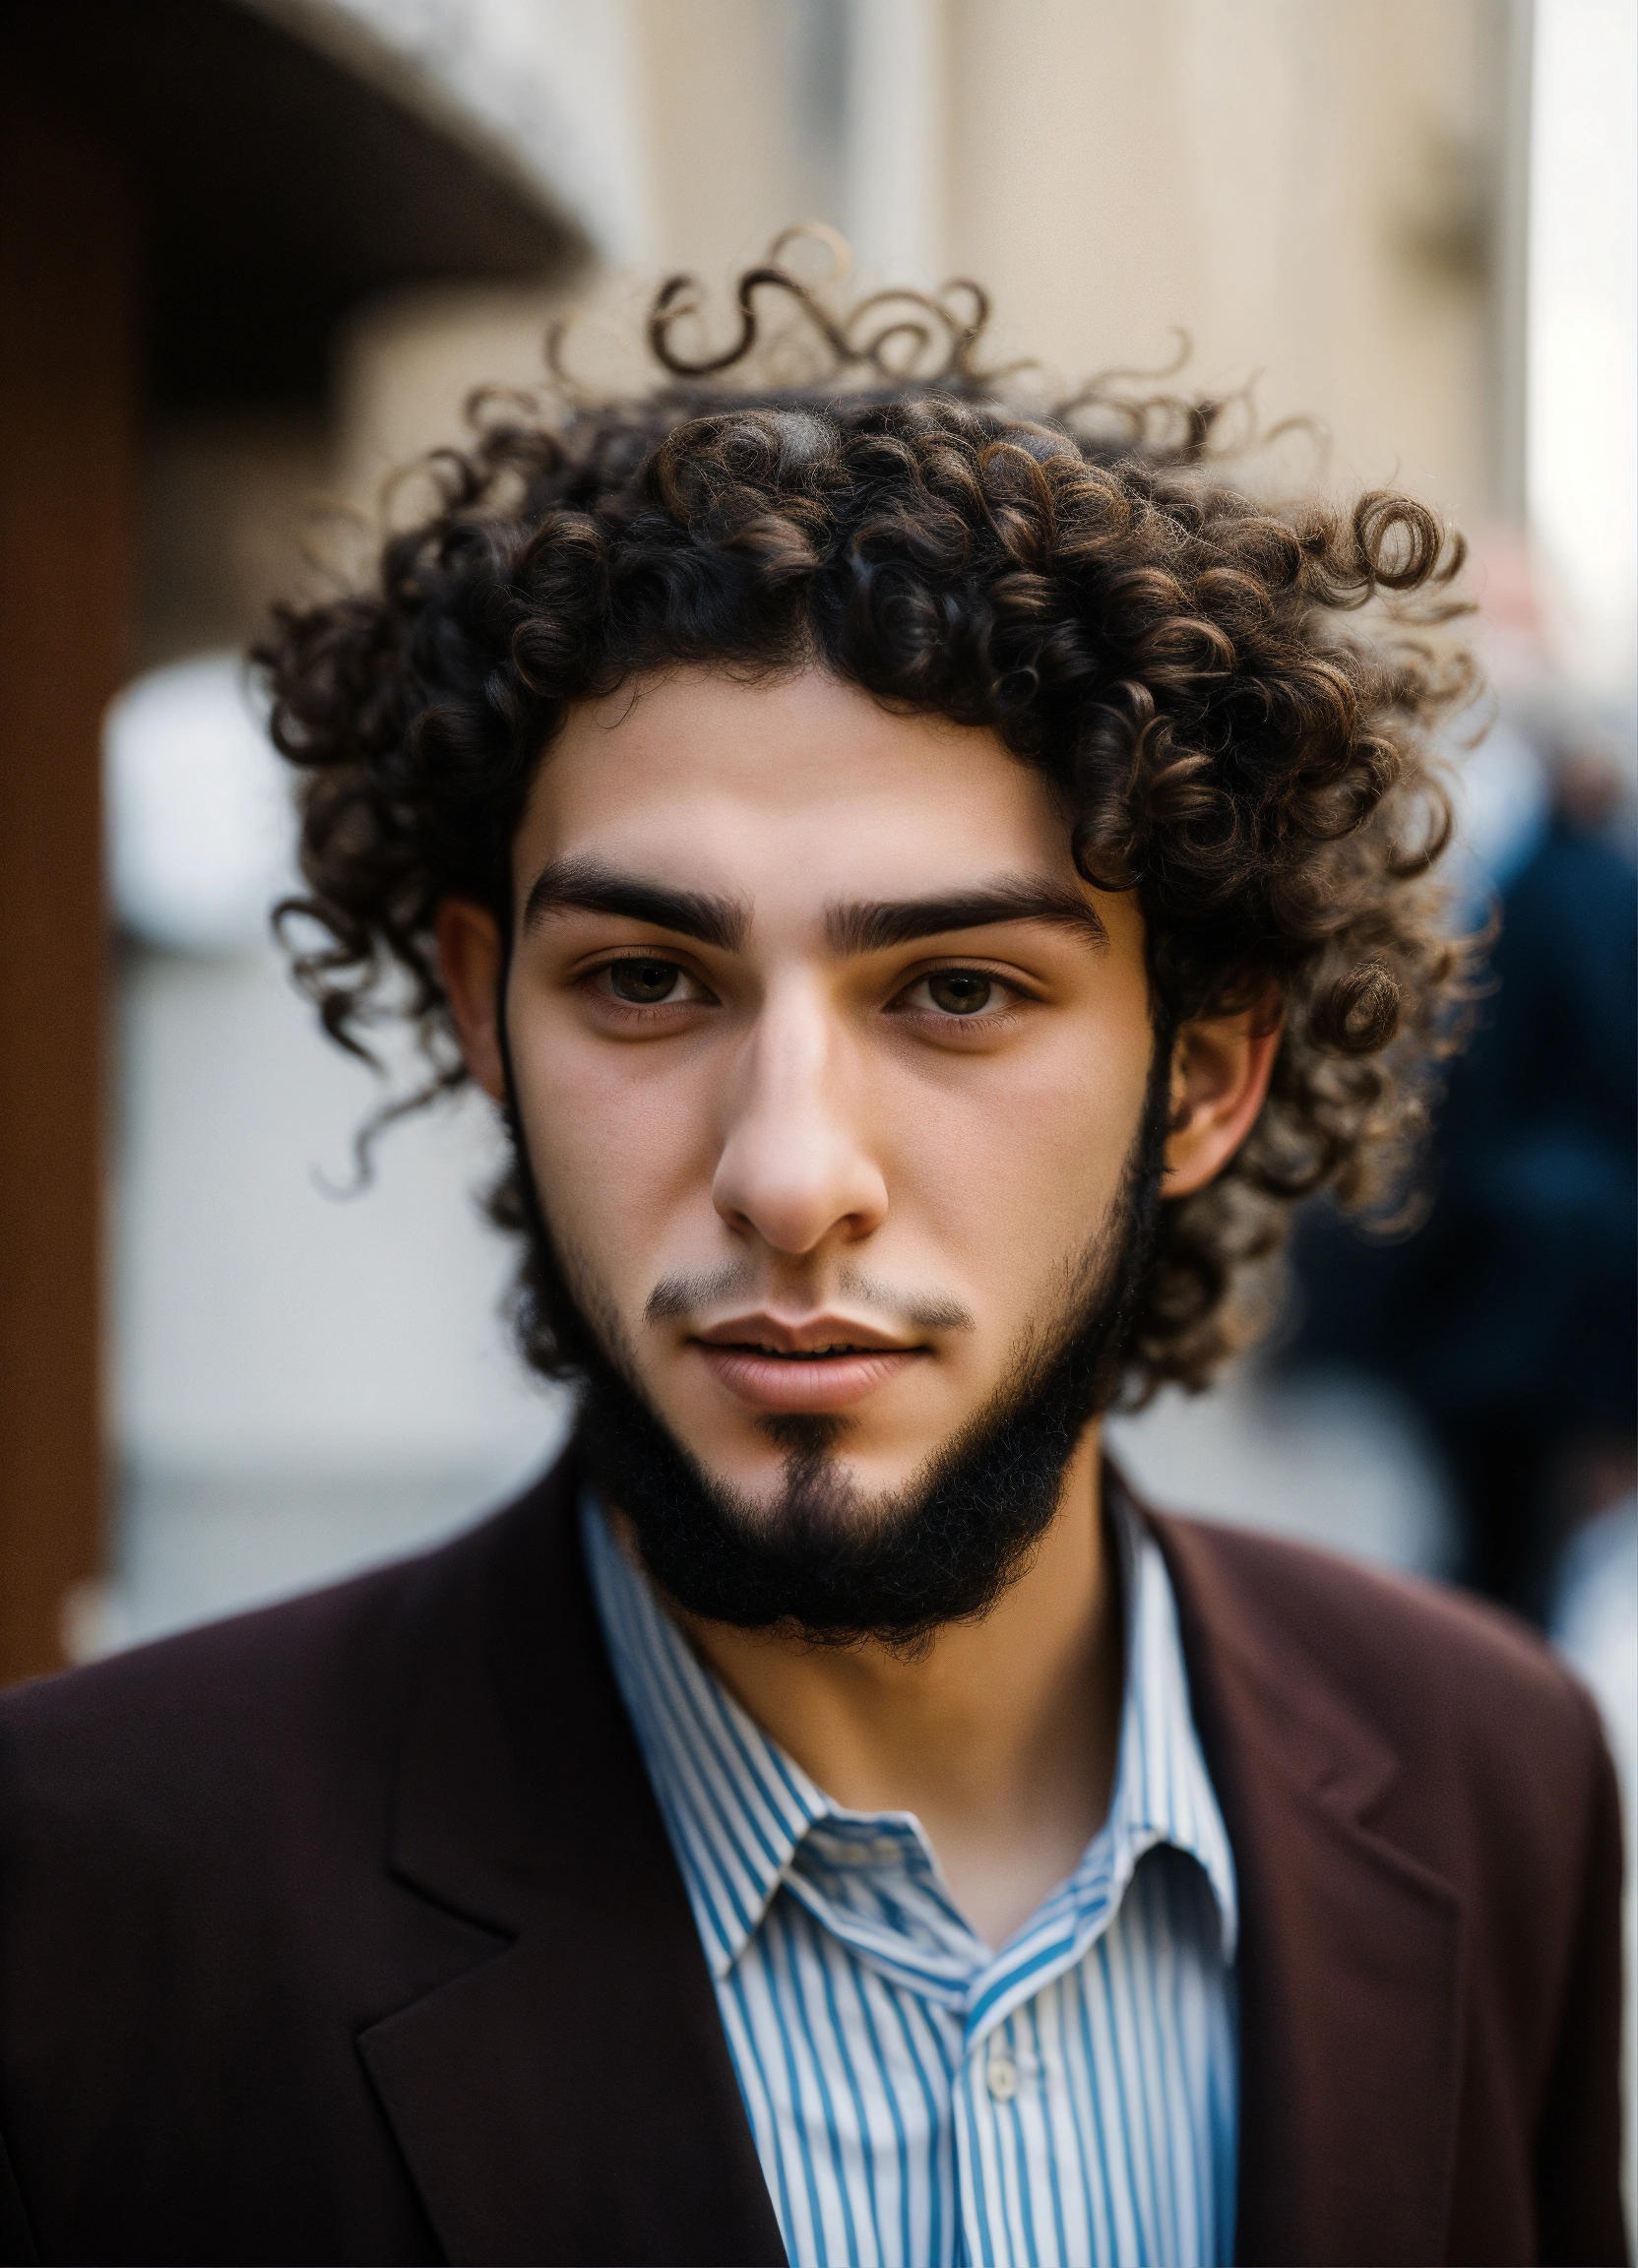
[598,959,696,1005]
[911,970,999,1017]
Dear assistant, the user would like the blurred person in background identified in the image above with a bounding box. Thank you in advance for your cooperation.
[0,255,1624,2268]
[1284,529,1637,1623]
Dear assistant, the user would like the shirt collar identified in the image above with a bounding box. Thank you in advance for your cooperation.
[581,1474,1236,1984]
[581,1492,826,1975]
[1099,1471,1238,1956]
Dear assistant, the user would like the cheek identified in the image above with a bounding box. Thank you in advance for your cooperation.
[510,1009,717,1283]
[878,1014,1155,1295]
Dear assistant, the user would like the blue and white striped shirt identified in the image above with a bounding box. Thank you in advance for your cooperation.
[584,1487,1239,2268]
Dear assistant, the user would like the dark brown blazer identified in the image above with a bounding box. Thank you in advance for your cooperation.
[0,1449,1624,2267]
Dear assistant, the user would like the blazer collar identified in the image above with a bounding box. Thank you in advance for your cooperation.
[355,1450,788,2268]
[1147,1502,1464,2268]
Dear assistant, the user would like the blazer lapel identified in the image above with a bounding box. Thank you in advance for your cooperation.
[1150,1509,1464,2268]
[357,1458,787,2268]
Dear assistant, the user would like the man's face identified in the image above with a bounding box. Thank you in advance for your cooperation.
[495,667,1156,1517]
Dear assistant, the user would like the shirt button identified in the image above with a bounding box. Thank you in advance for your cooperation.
[986,2052,1020,2102]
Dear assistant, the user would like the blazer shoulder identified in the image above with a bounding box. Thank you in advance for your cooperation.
[0,1459,572,1836]
[1147,1505,1608,1789]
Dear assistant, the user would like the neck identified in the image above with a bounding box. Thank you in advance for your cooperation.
[673,1422,1122,1950]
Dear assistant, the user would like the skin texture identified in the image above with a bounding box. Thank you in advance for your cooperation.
[439,667,1277,1944]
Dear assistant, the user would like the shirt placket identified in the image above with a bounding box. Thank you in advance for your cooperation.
[950,1870,1127,2268]
[953,2006,1038,2268]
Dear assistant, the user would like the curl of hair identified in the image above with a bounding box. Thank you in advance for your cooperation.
[258,243,1477,1401]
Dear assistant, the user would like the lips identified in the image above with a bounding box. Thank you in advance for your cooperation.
[688,1314,926,1412]
[692,1343,922,1412]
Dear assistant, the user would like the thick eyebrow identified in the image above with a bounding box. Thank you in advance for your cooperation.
[520,855,748,952]
[826,879,1107,958]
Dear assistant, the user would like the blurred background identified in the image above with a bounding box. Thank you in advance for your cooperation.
[2,0,1633,2171]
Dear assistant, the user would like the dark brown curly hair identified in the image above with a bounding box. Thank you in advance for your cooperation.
[257,241,1475,1402]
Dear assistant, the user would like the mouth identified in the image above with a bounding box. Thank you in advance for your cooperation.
[688,1315,927,1412]
[709,1340,897,1359]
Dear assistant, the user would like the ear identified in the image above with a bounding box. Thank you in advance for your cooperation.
[1163,1002,1283,1199]
[435,898,507,1103]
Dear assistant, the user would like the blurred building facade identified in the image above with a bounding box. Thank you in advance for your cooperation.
[1,0,637,1679]
[0,0,1622,2199]
[340,0,1527,518]
[8,0,1622,1683]
[97,0,1553,1662]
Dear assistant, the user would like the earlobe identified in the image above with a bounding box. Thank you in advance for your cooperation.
[1162,1007,1283,1199]
[435,898,508,1102]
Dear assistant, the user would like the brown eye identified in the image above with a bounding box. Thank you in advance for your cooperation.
[607,959,684,1004]
[926,970,993,1016]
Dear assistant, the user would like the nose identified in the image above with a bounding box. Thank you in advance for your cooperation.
[711,976,888,1258]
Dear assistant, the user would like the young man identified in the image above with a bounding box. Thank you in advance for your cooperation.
[0,261,1625,2267]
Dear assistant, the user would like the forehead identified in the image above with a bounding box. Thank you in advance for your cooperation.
[519,667,1078,906]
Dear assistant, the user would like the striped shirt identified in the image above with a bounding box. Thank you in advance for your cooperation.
[583,1487,1239,2268]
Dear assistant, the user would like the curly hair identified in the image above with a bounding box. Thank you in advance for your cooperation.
[257,240,1475,1401]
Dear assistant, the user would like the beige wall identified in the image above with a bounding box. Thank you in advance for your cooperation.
[634,0,831,276]
[947,0,1501,524]
[613,0,1508,527]
[180,0,1516,653]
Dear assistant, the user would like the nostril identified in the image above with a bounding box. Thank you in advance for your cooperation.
[711,1112,890,1256]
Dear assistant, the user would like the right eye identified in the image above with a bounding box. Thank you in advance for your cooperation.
[595,958,707,1006]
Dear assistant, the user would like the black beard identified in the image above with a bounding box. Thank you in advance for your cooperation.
[500,1040,1172,1648]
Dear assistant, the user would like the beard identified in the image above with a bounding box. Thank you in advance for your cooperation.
[499,1040,1172,1648]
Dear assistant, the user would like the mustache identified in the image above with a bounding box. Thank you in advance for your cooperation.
[643,1262,976,1335]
